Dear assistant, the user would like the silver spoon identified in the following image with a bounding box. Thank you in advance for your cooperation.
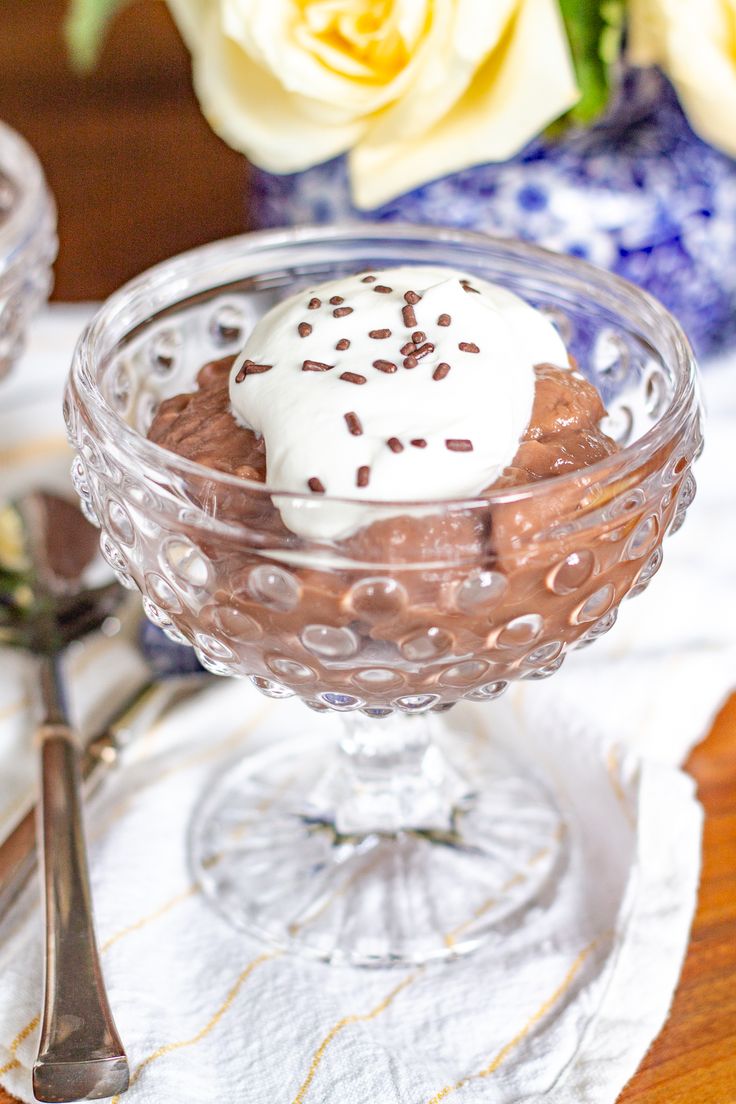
[0,628,210,920]
[1,491,129,1102]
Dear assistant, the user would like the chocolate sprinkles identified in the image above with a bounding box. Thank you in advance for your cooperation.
[361,274,377,283]
[344,412,363,436]
[387,437,404,453]
[234,360,273,383]
[329,295,344,305]
[308,477,325,493]
[411,438,427,448]
[333,306,353,318]
[356,465,370,488]
[404,290,421,305]
[458,342,480,353]
[437,313,451,327]
[369,328,392,339]
[340,371,366,385]
[402,304,417,328]
[308,297,321,310]
[373,359,397,373]
[413,342,434,360]
[412,331,425,344]
[400,341,416,356]
[433,362,451,380]
[374,284,392,294]
[302,359,333,372]
[460,279,480,294]
[446,438,473,451]
[297,322,312,338]
[403,355,418,369]
[335,338,351,350]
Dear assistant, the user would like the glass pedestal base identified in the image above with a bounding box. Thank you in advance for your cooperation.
[189,719,567,966]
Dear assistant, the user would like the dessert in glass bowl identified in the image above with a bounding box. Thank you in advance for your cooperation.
[65,225,702,965]
[0,120,57,380]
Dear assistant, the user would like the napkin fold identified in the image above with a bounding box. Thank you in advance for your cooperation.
[0,307,734,1104]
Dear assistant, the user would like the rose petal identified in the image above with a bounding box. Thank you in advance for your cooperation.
[184,5,368,172]
[360,0,519,156]
[629,0,736,158]
[349,0,580,208]
[220,0,434,116]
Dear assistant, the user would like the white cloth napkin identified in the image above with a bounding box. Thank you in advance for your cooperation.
[0,306,734,1104]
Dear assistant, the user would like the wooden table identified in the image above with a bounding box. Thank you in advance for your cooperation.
[1,2,735,1100]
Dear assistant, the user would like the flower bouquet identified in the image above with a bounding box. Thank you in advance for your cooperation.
[69,0,736,355]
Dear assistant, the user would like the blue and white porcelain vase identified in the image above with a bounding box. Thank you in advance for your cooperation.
[252,68,736,359]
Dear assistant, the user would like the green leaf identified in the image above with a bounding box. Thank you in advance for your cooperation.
[64,0,131,71]
[558,0,624,126]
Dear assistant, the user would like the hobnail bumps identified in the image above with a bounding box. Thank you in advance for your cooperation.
[0,122,57,380]
[65,265,702,716]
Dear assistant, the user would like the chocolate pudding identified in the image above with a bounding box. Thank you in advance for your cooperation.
[145,268,676,706]
[149,358,615,490]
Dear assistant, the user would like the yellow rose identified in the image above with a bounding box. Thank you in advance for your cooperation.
[166,0,580,209]
[629,0,736,158]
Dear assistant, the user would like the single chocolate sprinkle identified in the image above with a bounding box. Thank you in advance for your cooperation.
[413,342,434,361]
[308,477,325,493]
[369,328,392,339]
[356,465,370,488]
[335,338,351,351]
[404,290,421,305]
[373,359,397,373]
[235,360,273,383]
[340,371,367,385]
[303,359,333,372]
[403,355,418,369]
[308,297,321,310]
[437,313,451,327]
[387,437,404,453]
[410,438,427,448]
[433,362,451,380]
[329,295,344,305]
[412,331,426,344]
[333,306,353,318]
[400,341,416,356]
[298,322,312,338]
[459,342,480,353]
[460,280,480,294]
[344,412,363,436]
[361,274,377,283]
[374,284,393,294]
[446,438,473,451]
[402,304,417,328]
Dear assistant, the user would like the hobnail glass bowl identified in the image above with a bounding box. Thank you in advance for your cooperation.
[65,225,702,966]
[0,120,57,380]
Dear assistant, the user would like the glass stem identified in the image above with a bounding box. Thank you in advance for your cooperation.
[321,713,468,836]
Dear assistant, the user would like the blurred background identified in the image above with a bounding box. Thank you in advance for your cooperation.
[1,0,247,299]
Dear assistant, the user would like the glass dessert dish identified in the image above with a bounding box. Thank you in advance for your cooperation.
[0,120,57,381]
[65,225,702,966]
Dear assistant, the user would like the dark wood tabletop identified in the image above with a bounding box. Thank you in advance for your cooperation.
[1,0,247,302]
[1,3,735,1101]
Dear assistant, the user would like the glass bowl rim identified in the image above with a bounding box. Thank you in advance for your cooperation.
[68,222,700,522]
[0,119,53,281]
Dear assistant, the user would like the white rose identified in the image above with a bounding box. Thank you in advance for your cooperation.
[629,0,736,158]
[166,0,580,209]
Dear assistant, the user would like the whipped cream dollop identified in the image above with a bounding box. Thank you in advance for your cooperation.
[230,266,568,541]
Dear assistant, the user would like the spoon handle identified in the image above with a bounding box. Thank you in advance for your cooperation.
[33,654,129,1103]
